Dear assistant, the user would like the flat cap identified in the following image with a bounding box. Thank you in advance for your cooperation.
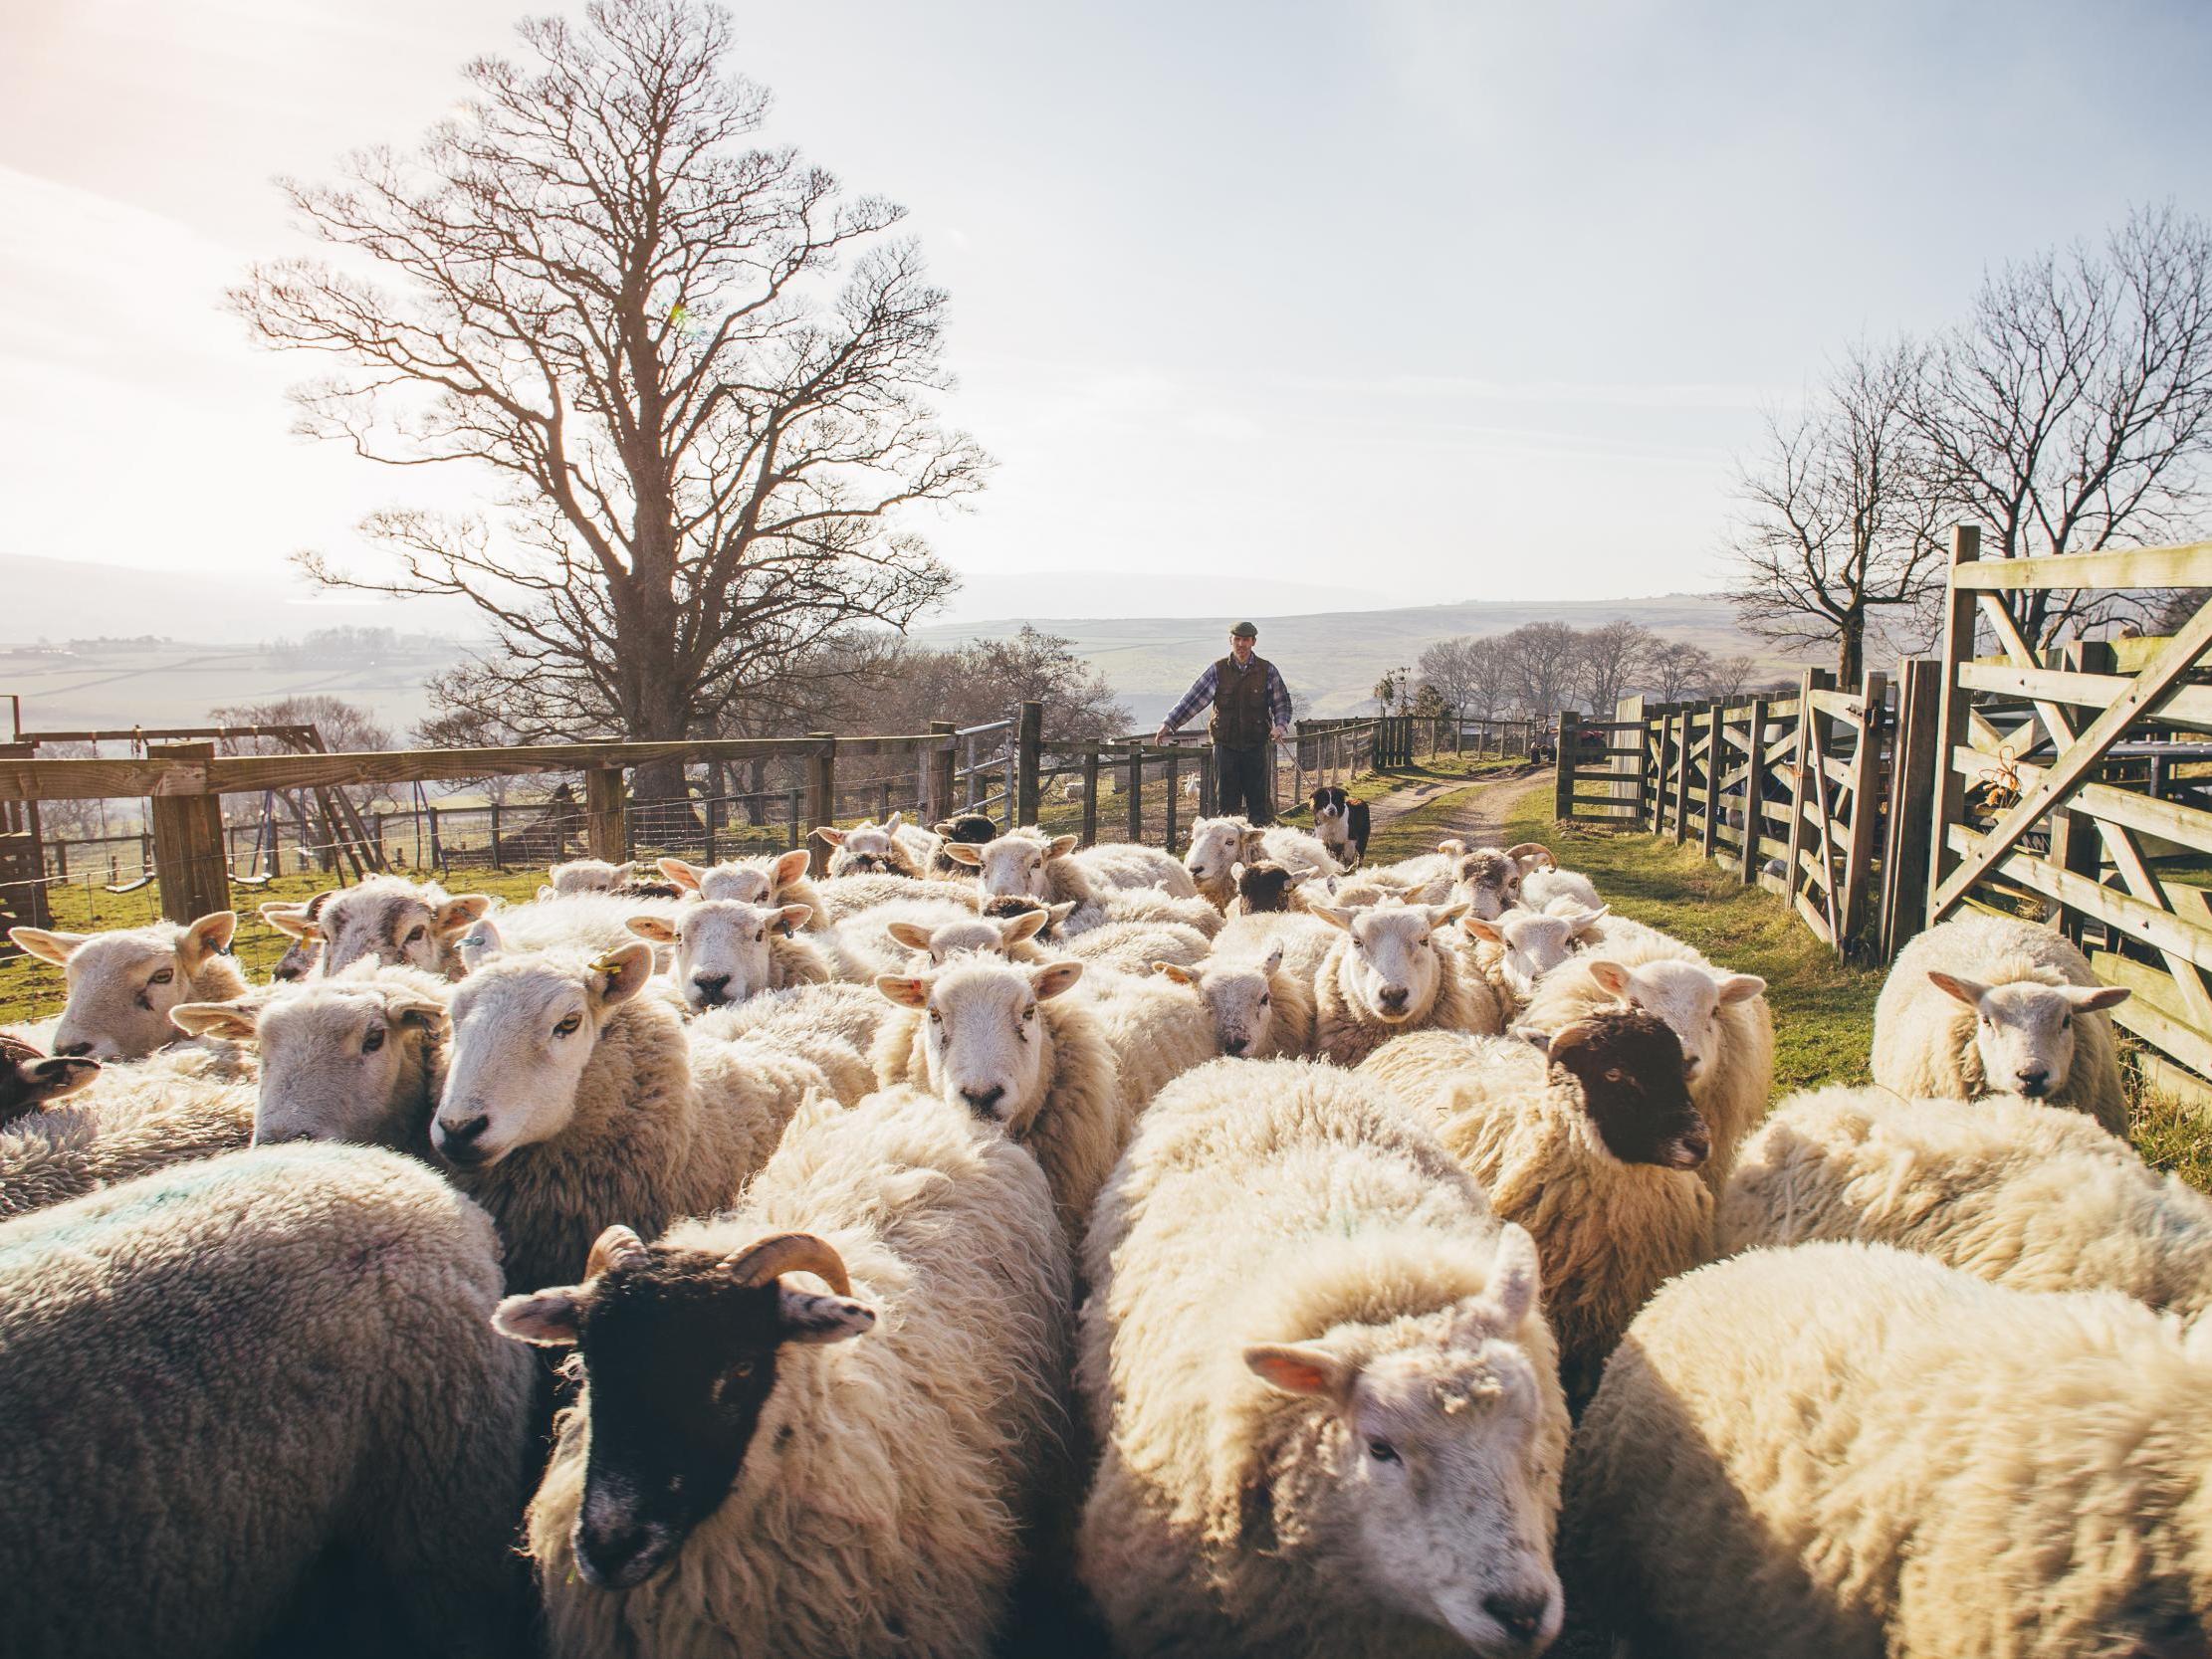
[1229,620,1258,638]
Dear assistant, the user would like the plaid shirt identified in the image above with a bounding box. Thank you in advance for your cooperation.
[1161,657,1293,735]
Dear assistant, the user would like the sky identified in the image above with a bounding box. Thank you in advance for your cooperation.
[3,0,2210,623]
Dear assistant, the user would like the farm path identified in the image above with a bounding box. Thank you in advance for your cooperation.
[1358,764,1554,848]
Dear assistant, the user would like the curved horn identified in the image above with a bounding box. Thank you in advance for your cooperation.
[721,1231,852,1296]
[586,1223,651,1280]
[1505,841,1558,871]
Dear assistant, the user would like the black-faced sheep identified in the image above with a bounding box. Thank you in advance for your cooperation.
[1077,1059,1569,1657]
[929,810,998,877]
[0,1061,257,1220]
[0,1033,100,1118]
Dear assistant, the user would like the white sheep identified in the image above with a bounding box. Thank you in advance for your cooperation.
[544,857,683,898]
[1083,965,1223,1110]
[620,899,823,1011]
[264,876,492,979]
[0,1060,257,1219]
[690,981,890,1106]
[1444,844,1524,919]
[1060,917,1216,974]
[8,912,247,1061]
[1077,1059,1569,1657]
[660,848,832,931]
[825,891,994,981]
[1182,815,1343,910]
[1717,1084,2212,1314]
[939,828,1171,933]
[1158,941,1315,1059]
[873,954,1129,1253]
[451,891,688,972]
[501,1088,1070,1659]
[1309,899,1501,1066]
[1460,904,1609,1012]
[0,1142,538,1658]
[433,939,824,1291]
[1564,1241,2212,1658]
[1360,1015,1711,1400]
[1216,909,1344,984]
[1071,840,1202,899]
[1519,927,1771,1197]
[815,870,978,923]
[1872,913,2131,1133]
[170,961,450,1153]
[813,812,940,880]
[1508,842,1602,912]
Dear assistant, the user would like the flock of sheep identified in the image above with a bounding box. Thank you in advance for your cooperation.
[0,793,2199,1659]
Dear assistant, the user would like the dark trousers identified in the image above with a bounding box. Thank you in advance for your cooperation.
[1215,742,1274,825]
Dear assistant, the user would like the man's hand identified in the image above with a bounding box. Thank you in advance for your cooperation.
[1270,724,1290,741]
[1154,726,1173,747]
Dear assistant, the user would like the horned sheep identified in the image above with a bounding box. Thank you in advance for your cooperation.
[0,1143,538,1659]
[873,953,1129,1253]
[1717,1085,2212,1315]
[1871,912,2131,1134]
[1360,1017,1711,1401]
[8,911,247,1061]
[1076,1059,1569,1658]
[1564,1241,2212,1659]
[1509,843,1602,913]
[502,1085,1069,1659]
[1519,927,1772,1197]
[1309,899,1501,1066]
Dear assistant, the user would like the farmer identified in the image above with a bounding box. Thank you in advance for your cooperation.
[1156,620,1294,825]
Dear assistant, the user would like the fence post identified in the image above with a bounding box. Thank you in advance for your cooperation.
[1701,701,1724,858]
[1783,671,1829,924]
[1840,671,1888,947]
[1080,747,1101,846]
[1925,524,1982,928]
[1552,712,1576,822]
[785,788,801,850]
[584,766,626,862]
[1124,741,1144,843]
[147,742,229,926]
[1740,697,1771,885]
[928,722,956,826]
[1671,709,1693,846]
[1879,659,1941,957]
[805,734,837,875]
[1164,748,1181,849]
[1015,702,1043,828]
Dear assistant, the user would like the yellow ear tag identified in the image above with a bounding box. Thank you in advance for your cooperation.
[589,952,625,978]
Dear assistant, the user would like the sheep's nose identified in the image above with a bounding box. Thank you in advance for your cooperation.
[1223,1036,1249,1056]
[2016,1067,2051,1096]
[438,1114,491,1161]
[1377,986,1410,1012]
[1482,1589,1550,1644]
[53,1040,93,1058]
[960,1085,1006,1117]
[692,974,731,1006]
[1668,1129,1711,1169]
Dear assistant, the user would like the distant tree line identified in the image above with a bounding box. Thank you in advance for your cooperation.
[1414,623,1762,724]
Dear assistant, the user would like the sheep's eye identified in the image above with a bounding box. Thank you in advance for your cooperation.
[553,1013,582,1037]
[361,1027,386,1055]
[729,1358,755,1379]
[1367,1438,1400,1465]
[929,1009,944,1023]
[147,968,174,986]
[1259,995,1270,1007]
[1981,1014,1993,1028]
[1022,1005,1037,1021]
[2062,1013,2073,1028]
[405,926,427,944]
[755,930,765,942]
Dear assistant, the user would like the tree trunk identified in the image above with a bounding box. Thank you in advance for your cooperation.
[1837,613,1865,689]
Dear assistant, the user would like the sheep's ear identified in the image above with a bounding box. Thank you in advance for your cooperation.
[1243,1343,1354,1404]
[1308,905,1355,933]
[885,922,935,951]
[492,1289,584,1347]
[435,896,493,935]
[1047,901,1078,927]
[875,972,932,1009]
[1001,910,1050,944]
[388,993,449,1034]
[943,842,984,867]
[537,885,557,902]
[1436,838,1467,859]
[1587,959,1635,1001]
[2062,983,2131,1012]
[459,921,503,971]
[1571,906,1610,935]
[776,1288,878,1346]
[1263,941,1285,974]
[589,942,655,1008]
[612,862,639,883]
[658,857,706,893]
[1031,960,1084,1000]
[168,1000,260,1041]
[16,927,83,972]
[625,916,680,944]
[23,1055,101,1103]
[771,849,811,888]
[1427,901,1470,930]
[1465,917,1506,944]
[1508,1022,1554,1054]
[1926,970,1988,1009]
[1484,1223,1542,1326]
[1715,973,1766,1005]
[181,911,238,965]
[259,905,322,941]
[1047,835,1079,859]
[812,825,847,846]
[883,812,903,834]
[1153,961,1198,984]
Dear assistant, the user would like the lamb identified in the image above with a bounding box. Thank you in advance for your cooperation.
[1460,904,1609,1012]
[659,848,831,931]
[814,812,938,880]
[1563,1241,2212,1659]
[927,810,998,877]
[503,1086,1069,1659]
[170,962,450,1153]
[543,857,684,900]
[1507,843,1602,913]
[0,1033,100,1119]
[8,911,246,1060]
[1309,899,1501,1066]
[0,1062,257,1219]
[1158,941,1315,1059]
[0,1142,537,1659]
[1183,815,1343,909]
[1076,1059,1569,1658]
[432,939,824,1290]
[1519,928,1772,1197]
[873,953,1129,1252]
[1716,1084,2212,1314]
[264,876,492,979]
[1871,912,2131,1133]
[1360,1017,1711,1400]
[1230,859,1296,914]
[621,899,825,1012]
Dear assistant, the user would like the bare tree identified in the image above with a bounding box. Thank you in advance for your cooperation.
[1908,205,2212,647]
[1726,337,1945,686]
[1645,640,1716,704]
[1496,623,1579,720]
[1572,620,1655,717]
[1417,635,1512,723]
[232,0,983,802]
[210,696,396,863]
[1707,653,1759,700]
